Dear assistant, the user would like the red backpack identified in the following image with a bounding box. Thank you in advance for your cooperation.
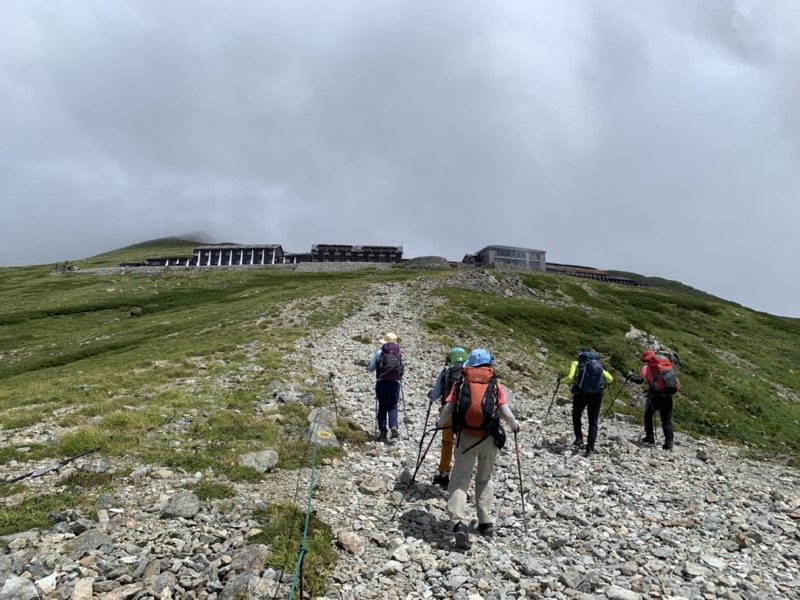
[648,355,680,395]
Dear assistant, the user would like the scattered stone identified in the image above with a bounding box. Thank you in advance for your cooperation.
[72,530,112,558]
[0,575,38,600]
[308,423,339,448]
[238,450,279,473]
[606,585,642,600]
[159,491,200,519]
[229,545,270,574]
[359,477,385,495]
[337,532,366,557]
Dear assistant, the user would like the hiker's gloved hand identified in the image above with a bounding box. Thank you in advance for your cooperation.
[627,371,634,379]
[435,418,443,429]
[511,421,520,433]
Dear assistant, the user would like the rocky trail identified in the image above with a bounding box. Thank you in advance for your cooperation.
[1,271,799,599]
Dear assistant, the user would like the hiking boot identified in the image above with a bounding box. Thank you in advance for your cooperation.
[376,431,388,442]
[453,522,471,549]
[640,436,655,444]
[432,472,450,488]
[662,441,674,451]
[390,427,399,439]
[584,446,594,458]
[477,523,494,537]
[573,437,584,448]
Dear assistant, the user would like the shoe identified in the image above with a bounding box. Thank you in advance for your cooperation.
[640,436,655,444]
[432,472,450,487]
[477,523,494,537]
[662,441,674,451]
[453,522,471,549]
[377,431,387,442]
[584,446,594,458]
[573,437,584,448]
[390,427,399,439]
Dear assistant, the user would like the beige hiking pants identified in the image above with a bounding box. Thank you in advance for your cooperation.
[447,431,499,526]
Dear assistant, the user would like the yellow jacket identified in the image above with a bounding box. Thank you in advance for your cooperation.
[560,360,614,385]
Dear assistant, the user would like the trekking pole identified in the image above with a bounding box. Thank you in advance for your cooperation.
[401,382,410,439]
[327,372,338,420]
[653,408,660,444]
[409,427,440,487]
[600,374,631,424]
[641,395,657,444]
[533,380,561,448]
[416,397,435,470]
[513,430,528,535]
[385,426,442,525]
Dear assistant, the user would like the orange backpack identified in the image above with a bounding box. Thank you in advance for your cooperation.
[452,366,499,433]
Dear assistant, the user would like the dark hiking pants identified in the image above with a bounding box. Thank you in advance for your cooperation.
[376,379,400,432]
[644,393,674,443]
[572,392,603,448]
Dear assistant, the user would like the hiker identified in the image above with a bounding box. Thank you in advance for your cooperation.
[630,350,679,450]
[427,347,470,487]
[367,332,404,442]
[559,349,614,458]
[435,348,520,549]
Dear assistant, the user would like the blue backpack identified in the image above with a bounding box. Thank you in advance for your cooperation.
[574,351,606,394]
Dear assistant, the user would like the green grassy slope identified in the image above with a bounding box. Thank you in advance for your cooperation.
[1,243,799,468]
[74,237,206,268]
[425,271,800,457]
[0,244,422,475]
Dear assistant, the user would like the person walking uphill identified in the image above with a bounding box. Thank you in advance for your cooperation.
[560,349,614,458]
[435,349,520,549]
[367,332,404,442]
[428,347,470,487]
[630,350,680,450]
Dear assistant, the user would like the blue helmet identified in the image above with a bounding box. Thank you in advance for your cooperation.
[465,348,493,368]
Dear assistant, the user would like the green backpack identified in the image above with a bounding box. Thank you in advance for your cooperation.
[442,349,470,400]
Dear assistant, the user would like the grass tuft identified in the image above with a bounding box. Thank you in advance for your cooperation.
[249,503,338,597]
[0,493,80,535]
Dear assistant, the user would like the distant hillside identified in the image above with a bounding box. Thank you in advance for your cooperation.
[606,269,731,303]
[76,236,212,268]
[112,236,210,251]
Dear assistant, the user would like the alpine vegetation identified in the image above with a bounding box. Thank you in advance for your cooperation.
[0,256,799,599]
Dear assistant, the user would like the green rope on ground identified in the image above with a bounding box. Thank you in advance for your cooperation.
[288,408,323,600]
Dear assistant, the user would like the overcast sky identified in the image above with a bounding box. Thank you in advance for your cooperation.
[1,1,798,317]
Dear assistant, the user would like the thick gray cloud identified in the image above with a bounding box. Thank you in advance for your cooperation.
[1,0,798,316]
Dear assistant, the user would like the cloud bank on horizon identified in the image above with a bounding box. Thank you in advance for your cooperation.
[1,0,798,317]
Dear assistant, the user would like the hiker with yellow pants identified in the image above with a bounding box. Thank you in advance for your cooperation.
[427,347,470,487]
